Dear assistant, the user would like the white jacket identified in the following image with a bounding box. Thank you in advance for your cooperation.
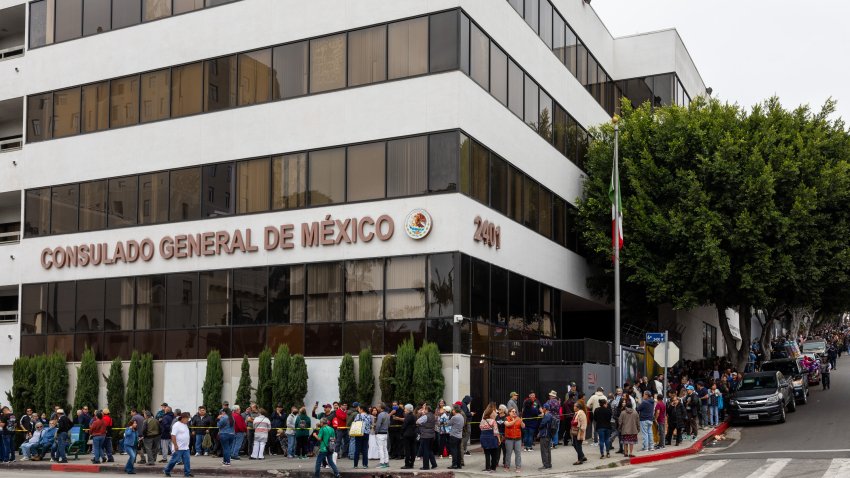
[586,391,606,412]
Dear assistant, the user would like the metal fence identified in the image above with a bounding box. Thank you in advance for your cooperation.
[489,338,613,364]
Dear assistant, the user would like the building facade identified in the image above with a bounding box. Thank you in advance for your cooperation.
[0,0,705,410]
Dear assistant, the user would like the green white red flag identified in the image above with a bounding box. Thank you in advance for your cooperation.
[609,165,623,251]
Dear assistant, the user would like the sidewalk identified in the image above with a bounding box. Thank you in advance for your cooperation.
[5,424,726,477]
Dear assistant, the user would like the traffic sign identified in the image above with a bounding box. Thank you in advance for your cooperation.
[654,342,680,368]
[646,332,666,343]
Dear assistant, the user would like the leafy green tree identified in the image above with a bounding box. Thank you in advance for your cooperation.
[32,355,47,413]
[358,349,374,406]
[236,355,252,410]
[8,356,33,416]
[378,354,396,404]
[125,351,141,411]
[257,347,273,412]
[394,337,415,405]
[104,358,125,423]
[202,350,223,413]
[44,352,69,412]
[338,354,357,405]
[289,354,308,407]
[74,347,99,411]
[137,353,154,411]
[272,345,291,408]
[413,342,444,406]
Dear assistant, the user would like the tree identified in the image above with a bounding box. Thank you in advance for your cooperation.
[394,337,415,405]
[32,355,47,413]
[358,349,374,406]
[257,347,273,412]
[74,347,99,411]
[8,356,33,417]
[236,355,252,410]
[44,352,69,411]
[137,353,154,412]
[202,350,223,413]
[413,342,444,406]
[104,358,125,423]
[272,345,291,409]
[125,351,141,411]
[289,354,308,407]
[379,354,396,404]
[338,354,357,405]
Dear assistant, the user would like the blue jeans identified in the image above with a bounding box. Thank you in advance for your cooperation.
[194,434,207,455]
[125,446,136,473]
[231,432,245,459]
[709,406,719,426]
[522,427,536,448]
[348,434,355,459]
[552,422,560,446]
[164,449,191,476]
[353,435,368,468]
[700,405,709,426]
[597,428,611,454]
[286,434,295,457]
[0,433,6,462]
[639,421,653,450]
[1,434,11,461]
[56,432,68,462]
[219,433,234,464]
[92,436,105,463]
[314,451,339,478]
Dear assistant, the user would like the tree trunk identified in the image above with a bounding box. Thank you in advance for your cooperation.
[759,316,775,360]
[716,303,752,372]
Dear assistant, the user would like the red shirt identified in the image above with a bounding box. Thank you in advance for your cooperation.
[655,401,667,424]
[233,413,248,433]
[89,418,106,436]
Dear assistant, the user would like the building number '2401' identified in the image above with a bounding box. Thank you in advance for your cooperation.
[473,216,502,250]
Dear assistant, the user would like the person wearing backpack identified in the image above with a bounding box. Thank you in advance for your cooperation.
[295,407,311,459]
[479,405,501,472]
[312,418,340,478]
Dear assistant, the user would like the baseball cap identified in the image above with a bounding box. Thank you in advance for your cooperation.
[686,385,695,391]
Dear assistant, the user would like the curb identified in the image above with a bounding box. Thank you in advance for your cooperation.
[629,421,730,465]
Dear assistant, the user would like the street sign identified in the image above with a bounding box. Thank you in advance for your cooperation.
[654,342,680,368]
[646,332,666,343]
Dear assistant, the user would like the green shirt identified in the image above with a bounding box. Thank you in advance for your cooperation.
[317,425,334,453]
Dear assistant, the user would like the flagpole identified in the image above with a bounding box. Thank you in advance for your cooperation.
[613,115,622,391]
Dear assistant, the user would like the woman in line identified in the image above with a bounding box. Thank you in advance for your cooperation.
[217,408,235,466]
[570,403,587,465]
[618,401,640,458]
[593,399,612,459]
[503,407,524,473]
[495,405,508,469]
[368,407,380,461]
[478,405,501,473]
[250,409,271,460]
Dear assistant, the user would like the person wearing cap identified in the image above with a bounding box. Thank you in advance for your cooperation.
[507,392,519,413]
[156,403,168,421]
[270,404,286,456]
[684,386,699,441]
[163,412,192,477]
[20,420,44,460]
[311,417,340,478]
[545,391,561,449]
[536,404,554,470]
[55,409,72,463]
[102,408,115,462]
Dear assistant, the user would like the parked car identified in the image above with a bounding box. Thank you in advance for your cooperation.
[728,371,796,424]
[761,358,810,404]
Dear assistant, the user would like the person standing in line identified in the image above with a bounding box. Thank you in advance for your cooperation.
[285,406,298,458]
[654,394,667,449]
[593,399,612,459]
[507,392,519,413]
[374,403,390,469]
[388,403,404,460]
[684,386,699,441]
[617,401,639,458]
[495,405,508,468]
[333,404,348,459]
[270,404,286,456]
[521,392,541,451]
[708,385,720,428]
[102,408,115,462]
[447,406,465,470]
[437,406,452,460]
[569,402,587,465]
[585,387,606,444]
[536,404,554,470]
[502,407,523,472]
[545,391,562,449]
[231,405,248,460]
[312,418,340,478]
[415,404,437,471]
[158,407,175,463]
[163,412,191,478]
[217,408,235,466]
[460,396,474,458]
[352,404,372,469]
[479,405,501,472]
[400,404,417,469]
[295,407,311,460]
[822,358,832,390]
[140,411,159,465]
[189,406,213,457]
[636,391,655,452]
[123,419,139,475]
[665,396,686,446]
[89,411,107,464]
[250,409,271,460]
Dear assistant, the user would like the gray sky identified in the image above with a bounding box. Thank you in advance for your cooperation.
[591,0,850,124]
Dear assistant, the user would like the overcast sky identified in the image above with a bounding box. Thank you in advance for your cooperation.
[591,0,850,124]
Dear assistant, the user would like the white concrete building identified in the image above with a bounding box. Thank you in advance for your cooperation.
[0,0,706,411]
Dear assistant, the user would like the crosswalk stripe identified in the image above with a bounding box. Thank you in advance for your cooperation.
[678,460,730,478]
[621,468,657,478]
[824,458,850,477]
[744,458,791,478]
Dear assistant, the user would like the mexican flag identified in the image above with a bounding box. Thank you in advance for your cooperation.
[609,166,623,251]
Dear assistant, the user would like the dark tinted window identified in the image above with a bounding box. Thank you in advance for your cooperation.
[307,262,344,322]
[269,265,305,324]
[459,134,471,195]
[112,0,142,30]
[553,13,565,63]
[538,90,553,141]
[233,267,268,325]
[554,104,567,155]
[344,322,383,355]
[232,326,265,358]
[203,163,235,217]
[110,75,140,128]
[21,284,48,334]
[523,175,538,230]
[470,258,489,322]
[55,0,82,43]
[429,10,459,73]
[81,82,109,133]
[171,62,203,117]
[104,277,135,330]
[387,136,427,197]
[200,270,230,327]
[490,42,508,106]
[140,69,171,123]
[204,56,237,111]
[308,148,345,206]
[576,43,588,86]
[53,87,81,138]
[553,196,566,246]
[539,187,552,238]
[79,180,107,232]
[237,158,270,214]
[388,17,427,79]
[27,93,53,142]
[83,0,110,36]
[385,319,425,351]
[470,23,488,89]
[25,188,51,237]
[508,272,524,327]
[471,141,489,204]
[565,28,577,75]
[428,253,455,318]
[310,34,346,93]
[305,324,342,356]
[108,176,138,227]
[272,153,307,210]
[135,277,165,326]
[166,273,198,329]
[238,49,273,105]
[348,25,386,86]
[386,256,426,319]
[490,155,508,215]
[524,75,539,127]
[491,265,508,325]
[272,41,309,99]
[428,132,459,193]
[507,60,523,119]
[139,172,169,224]
[345,259,384,321]
[347,142,386,202]
[170,167,201,221]
[508,166,523,223]
[51,184,79,234]
[48,282,76,333]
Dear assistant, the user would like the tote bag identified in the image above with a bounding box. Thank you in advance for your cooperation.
[349,420,365,437]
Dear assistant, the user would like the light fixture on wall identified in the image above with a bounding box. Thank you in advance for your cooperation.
[706,87,713,96]
[583,0,591,4]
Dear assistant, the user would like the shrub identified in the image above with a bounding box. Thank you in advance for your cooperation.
[378,354,396,404]
[358,349,374,406]
[202,350,223,412]
[74,347,99,411]
[338,354,357,405]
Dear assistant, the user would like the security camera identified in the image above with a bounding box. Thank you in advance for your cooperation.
[453,314,464,324]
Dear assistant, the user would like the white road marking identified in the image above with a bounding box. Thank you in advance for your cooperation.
[716,449,850,456]
[620,468,657,478]
[824,458,850,477]
[744,458,791,478]
[677,460,730,478]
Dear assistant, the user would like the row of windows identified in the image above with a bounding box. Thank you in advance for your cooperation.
[26,10,462,142]
[459,12,591,169]
[28,0,239,49]
[25,9,591,172]
[24,130,584,253]
[616,73,691,110]
[18,252,561,360]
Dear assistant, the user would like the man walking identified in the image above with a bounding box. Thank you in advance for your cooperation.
[312,418,339,478]
[163,412,192,477]
[636,391,655,452]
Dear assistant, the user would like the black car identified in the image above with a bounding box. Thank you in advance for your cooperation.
[761,358,809,404]
[728,371,796,424]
